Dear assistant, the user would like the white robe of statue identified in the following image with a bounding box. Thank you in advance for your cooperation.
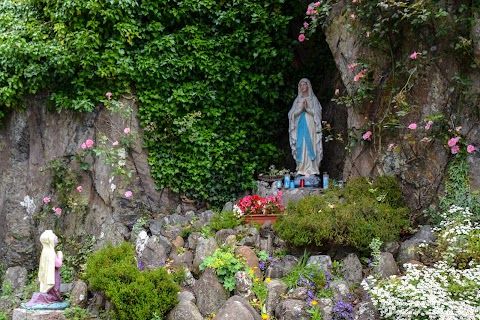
[288,78,323,176]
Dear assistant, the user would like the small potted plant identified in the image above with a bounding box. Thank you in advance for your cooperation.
[258,165,291,183]
[233,191,285,224]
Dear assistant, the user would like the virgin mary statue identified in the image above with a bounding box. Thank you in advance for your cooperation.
[288,78,323,176]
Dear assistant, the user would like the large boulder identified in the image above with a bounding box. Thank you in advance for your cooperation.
[192,237,218,276]
[214,295,262,320]
[193,268,228,317]
[167,301,203,320]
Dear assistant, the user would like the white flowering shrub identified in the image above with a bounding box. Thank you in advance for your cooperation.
[363,262,480,319]
[363,205,480,319]
[434,206,480,268]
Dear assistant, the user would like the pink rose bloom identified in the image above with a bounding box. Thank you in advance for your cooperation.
[53,207,62,216]
[125,191,133,198]
[77,186,83,192]
[408,123,417,130]
[410,51,419,59]
[362,131,372,140]
[298,34,306,42]
[106,92,112,99]
[81,143,87,149]
[427,120,433,126]
[348,63,358,71]
[388,143,395,150]
[124,127,131,134]
[354,71,365,82]
[455,126,462,132]
[467,145,475,153]
[335,88,340,95]
[451,145,460,154]
[314,1,320,6]
[303,22,309,28]
[112,141,119,146]
[425,124,431,130]
[447,137,460,147]
[43,197,51,204]
[86,139,94,148]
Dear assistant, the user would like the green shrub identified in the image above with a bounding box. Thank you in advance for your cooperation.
[84,242,180,320]
[209,211,244,232]
[274,176,409,254]
[199,246,246,291]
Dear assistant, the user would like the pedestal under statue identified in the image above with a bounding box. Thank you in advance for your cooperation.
[22,230,69,310]
[288,78,323,186]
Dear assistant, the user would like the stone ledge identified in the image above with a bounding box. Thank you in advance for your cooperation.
[12,308,66,320]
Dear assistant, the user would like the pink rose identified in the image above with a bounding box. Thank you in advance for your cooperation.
[53,207,62,216]
[451,145,460,154]
[86,139,94,148]
[447,137,460,147]
[362,131,372,140]
[410,51,419,59]
[106,92,112,99]
[303,22,309,28]
[354,71,365,82]
[408,123,417,130]
[81,143,87,149]
[112,141,119,146]
[467,145,475,153]
[388,143,395,150]
[43,197,51,204]
[77,186,83,192]
[125,191,133,198]
[425,124,431,130]
[455,126,462,132]
[124,127,131,134]
[298,34,306,42]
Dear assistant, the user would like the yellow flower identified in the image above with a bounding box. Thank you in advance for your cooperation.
[265,278,271,282]
[253,266,258,270]
[254,277,260,282]
[248,269,254,275]
[261,314,270,319]
[311,300,318,306]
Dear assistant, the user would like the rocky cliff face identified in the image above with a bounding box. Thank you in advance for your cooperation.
[323,0,480,213]
[0,93,182,270]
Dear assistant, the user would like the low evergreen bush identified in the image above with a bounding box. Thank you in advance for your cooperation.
[274,176,409,254]
[84,242,180,320]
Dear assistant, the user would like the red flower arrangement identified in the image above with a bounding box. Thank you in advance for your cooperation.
[233,191,285,217]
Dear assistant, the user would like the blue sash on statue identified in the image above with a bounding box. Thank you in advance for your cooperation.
[296,111,316,162]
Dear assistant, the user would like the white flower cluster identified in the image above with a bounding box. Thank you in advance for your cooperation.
[363,205,480,319]
[363,262,480,319]
[435,206,480,266]
[233,205,243,218]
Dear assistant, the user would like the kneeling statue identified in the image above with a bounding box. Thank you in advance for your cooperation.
[23,230,69,309]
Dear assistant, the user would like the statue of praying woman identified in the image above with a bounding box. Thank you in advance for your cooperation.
[24,230,68,309]
[288,78,323,178]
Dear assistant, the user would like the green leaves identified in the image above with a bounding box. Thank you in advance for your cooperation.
[0,0,293,207]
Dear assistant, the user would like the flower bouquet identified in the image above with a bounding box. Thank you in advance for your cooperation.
[233,191,285,224]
